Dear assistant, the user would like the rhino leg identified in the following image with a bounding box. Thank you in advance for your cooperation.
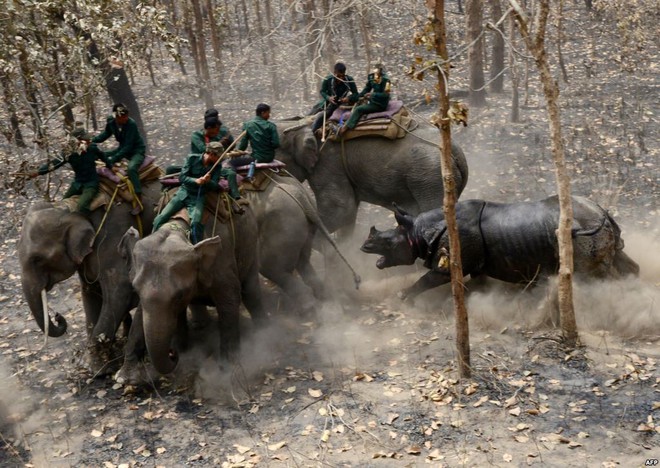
[400,270,451,303]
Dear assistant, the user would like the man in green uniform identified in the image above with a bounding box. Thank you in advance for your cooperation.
[339,64,391,136]
[30,126,109,216]
[190,108,234,154]
[93,103,146,215]
[229,103,280,171]
[152,142,240,244]
[311,62,358,135]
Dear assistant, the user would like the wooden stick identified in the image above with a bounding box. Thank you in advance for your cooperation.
[207,130,247,174]
[321,101,327,142]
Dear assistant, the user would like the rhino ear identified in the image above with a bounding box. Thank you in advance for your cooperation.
[369,226,379,236]
[421,224,446,247]
[394,211,414,230]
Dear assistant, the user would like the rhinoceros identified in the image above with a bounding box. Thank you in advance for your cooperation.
[361,195,639,302]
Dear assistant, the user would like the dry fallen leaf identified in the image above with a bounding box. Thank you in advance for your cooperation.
[308,388,323,398]
[234,444,251,454]
[268,441,287,451]
[283,386,296,394]
[473,396,488,407]
[503,453,513,462]
[509,407,521,417]
[406,445,422,455]
[312,371,324,382]
[386,413,399,425]
[91,429,104,438]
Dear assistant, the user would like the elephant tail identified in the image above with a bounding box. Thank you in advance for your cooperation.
[267,172,361,289]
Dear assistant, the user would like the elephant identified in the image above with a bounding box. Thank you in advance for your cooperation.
[18,182,161,374]
[244,172,358,314]
[361,195,640,303]
[117,202,266,378]
[274,118,469,236]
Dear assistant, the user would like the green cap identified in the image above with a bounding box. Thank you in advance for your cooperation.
[206,141,224,155]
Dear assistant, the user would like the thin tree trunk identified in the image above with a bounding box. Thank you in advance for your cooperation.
[263,0,281,96]
[358,5,373,73]
[509,14,520,122]
[509,0,577,347]
[191,0,214,107]
[489,0,505,93]
[556,0,569,83]
[432,0,471,378]
[0,77,26,147]
[168,0,188,75]
[206,0,223,73]
[466,0,487,106]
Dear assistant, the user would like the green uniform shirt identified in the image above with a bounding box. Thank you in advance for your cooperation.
[179,153,222,196]
[190,127,234,154]
[38,144,108,186]
[237,116,280,163]
[317,74,358,107]
[93,116,146,165]
[353,73,391,108]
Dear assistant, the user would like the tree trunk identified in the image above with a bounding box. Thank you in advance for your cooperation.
[263,0,281,96]
[508,14,520,122]
[489,0,505,93]
[358,5,374,73]
[432,0,471,379]
[168,0,188,75]
[466,0,487,106]
[206,0,223,74]
[556,0,569,83]
[103,59,148,144]
[0,77,26,147]
[190,0,214,107]
[509,0,578,347]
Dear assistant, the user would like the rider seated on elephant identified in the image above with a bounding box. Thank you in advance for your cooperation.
[152,142,241,244]
[228,103,280,174]
[311,62,358,136]
[30,125,110,216]
[164,108,235,176]
[191,109,235,154]
[338,64,391,137]
[93,103,147,215]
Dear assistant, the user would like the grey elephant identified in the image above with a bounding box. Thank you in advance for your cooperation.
[274,118,469,235]
[245,172,358,314]
[18,182,161,374]
[117,204,266,378]
[361,195,640,303]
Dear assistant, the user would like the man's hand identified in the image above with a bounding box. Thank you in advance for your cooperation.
[29,172,38,179]
[196,173,211,185]
[328,96,337,105]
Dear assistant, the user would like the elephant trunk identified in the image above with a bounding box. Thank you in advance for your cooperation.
[143,306,179,375]
[22,277,67,337]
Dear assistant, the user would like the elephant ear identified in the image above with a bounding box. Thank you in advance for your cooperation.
[118,227,141,269]
[65,218,95,265]
[295,131,319,173]
[194,236,222,288]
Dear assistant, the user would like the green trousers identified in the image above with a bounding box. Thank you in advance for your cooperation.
[63,181,99,215]
[153,188,208,243]
[345,102,387,129]
[119,151,146,194]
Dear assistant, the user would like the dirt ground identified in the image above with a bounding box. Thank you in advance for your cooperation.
[1,4,659,467]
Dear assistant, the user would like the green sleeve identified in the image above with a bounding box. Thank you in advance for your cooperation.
[107,123,140,163]
[38,153,67,175]
[270,123,280,150]
[178,156,199,190]
[92,121,113,144]
[237,123,249,151]
[190,131,206,154]
[320,76,332,102]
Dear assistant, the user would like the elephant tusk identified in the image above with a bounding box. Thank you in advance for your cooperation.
[41,289,49,347]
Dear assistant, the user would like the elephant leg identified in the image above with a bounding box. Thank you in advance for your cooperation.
[116,306,149,386]
[297,237,325,300]
[189,303,211,330]
[213,277,243,361]
[80,279,102,339]
[401,270,451,303]
[87,280,134,376]
[240,262,268,327]
[261,264,316,316]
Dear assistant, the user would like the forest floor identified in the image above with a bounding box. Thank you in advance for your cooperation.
[1,4,659,468]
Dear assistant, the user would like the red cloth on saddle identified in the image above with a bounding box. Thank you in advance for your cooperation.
[97,155,156,183]
[330,100,404,123]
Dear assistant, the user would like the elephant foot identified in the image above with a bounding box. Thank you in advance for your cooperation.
[86,340,123,378]
[115,359,152,387]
